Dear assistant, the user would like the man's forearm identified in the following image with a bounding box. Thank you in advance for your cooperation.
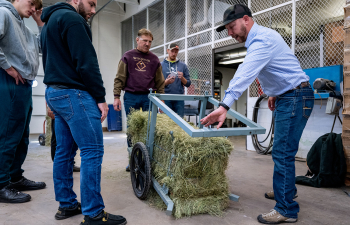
[181,76,187,85]
[114,60,128,98]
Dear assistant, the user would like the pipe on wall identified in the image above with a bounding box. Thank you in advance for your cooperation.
[193,0,209,29]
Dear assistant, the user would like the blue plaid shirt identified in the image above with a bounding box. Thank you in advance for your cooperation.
[222,23,309,107]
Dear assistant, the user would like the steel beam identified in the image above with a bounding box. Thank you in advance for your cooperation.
[148,103,158,158]
[114,0,139,5]
[148,94,266,137]
[152,177,174,216]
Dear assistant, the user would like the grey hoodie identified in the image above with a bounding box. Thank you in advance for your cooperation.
[0,0,41,80]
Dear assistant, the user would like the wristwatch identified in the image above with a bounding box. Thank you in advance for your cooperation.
[218,102,230,111]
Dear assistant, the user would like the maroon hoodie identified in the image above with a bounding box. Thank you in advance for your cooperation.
[114,49,165,98]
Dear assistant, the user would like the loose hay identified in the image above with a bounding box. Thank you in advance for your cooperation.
[127,110,233,218]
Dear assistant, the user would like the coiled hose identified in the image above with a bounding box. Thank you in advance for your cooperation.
[251,94,274,155]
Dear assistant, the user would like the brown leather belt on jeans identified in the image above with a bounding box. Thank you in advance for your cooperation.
[282,81,310,95]
[292,81,310,90]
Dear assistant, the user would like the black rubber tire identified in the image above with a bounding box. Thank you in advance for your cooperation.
[130,142,151,200]
[38,134,46,146]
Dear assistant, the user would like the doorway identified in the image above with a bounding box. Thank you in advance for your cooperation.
[212,43,248,128]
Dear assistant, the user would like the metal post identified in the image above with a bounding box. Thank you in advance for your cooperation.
[132,15,135,49]
[148,102,158,158]
[146,7,149,30]
[164,0,167,56]
[320,25,324,67]
[185,0,188,95]
[248,0,251,9]
[185,0,188,64]
[211,0,215,49]
[198,97,208,129]
[291,0,296,54]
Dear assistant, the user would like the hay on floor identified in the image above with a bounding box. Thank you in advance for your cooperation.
[127,110,233,218]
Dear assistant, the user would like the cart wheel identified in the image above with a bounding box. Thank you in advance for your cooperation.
[38,134,45,146]
[130,142,151,200]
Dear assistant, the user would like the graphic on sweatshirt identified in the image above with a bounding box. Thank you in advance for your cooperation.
[134,57,150,72]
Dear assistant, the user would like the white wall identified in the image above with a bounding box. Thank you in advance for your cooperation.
[24,18,45,134]
[91,12,124,129]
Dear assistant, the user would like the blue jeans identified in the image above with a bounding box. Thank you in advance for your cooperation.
[164,100,184,118]
[0,68,32,188]
[46,87,104,218]
[273,86,314,218]
[124,91,150,147]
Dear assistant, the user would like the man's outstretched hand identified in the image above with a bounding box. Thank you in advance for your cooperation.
[200,106,227,129]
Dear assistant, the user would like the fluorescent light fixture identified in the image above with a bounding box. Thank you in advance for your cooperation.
[229,50,247,58]
[219,57,245,65]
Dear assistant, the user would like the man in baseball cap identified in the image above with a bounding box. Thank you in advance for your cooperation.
[201,4,312,224]
[161,43,191,118]
[168,43,180,50]
[216,4,252,33]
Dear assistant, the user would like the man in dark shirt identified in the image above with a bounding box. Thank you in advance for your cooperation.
[0,0,46,204]
[113,28,165,172]
[41,0,126,224]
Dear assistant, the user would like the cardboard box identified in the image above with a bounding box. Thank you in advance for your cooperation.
[332,26,344,43]
[342,135,350,155]
[344,71,350,93]
[342,115,350,139]
[346,157,350,172]
[345,5,350,29]
[343,96,350,114]
[344,49,350,64]
[326,21,345,65]
[344,28,350,49]
[344,64,350,72]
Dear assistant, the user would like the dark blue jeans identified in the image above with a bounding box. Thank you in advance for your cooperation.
[0,69,32,188]
[273,86,314,218]
[46,87,104,218]
[124,91,150,147]
[164,100,184,118]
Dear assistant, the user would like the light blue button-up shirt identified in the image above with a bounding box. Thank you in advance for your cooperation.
[222,23,309,107]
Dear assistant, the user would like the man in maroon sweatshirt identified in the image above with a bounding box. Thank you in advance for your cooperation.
[113,28,165,171]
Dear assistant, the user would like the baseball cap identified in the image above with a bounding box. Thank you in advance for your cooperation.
[216,4,252,32]
[168,43,180,50]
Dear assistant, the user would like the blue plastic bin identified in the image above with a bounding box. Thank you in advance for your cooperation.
[107,104,122,131]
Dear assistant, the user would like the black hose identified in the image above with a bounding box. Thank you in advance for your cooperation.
[251,94,274,155]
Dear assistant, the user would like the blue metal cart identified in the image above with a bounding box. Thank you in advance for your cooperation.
[128,90,266,216]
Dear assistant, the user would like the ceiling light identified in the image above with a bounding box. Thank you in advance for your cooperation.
[219,57,244,65]
[229,50,247,58]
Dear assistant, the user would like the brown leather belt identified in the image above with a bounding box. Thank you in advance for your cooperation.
[282,81,310,95]
[292,81,310,90]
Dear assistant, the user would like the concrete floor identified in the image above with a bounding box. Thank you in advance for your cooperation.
[1,132,349,225]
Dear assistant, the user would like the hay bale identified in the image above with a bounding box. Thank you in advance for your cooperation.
[127,110,233,218]
[45,116,52,147]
